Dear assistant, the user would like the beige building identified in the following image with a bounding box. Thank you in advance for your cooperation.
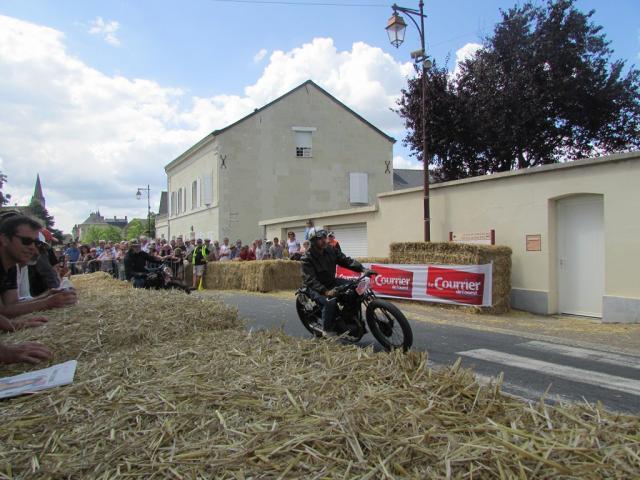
[261,152,640,323]
[155,80,394,243]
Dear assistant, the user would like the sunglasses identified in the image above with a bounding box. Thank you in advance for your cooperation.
[14,235,45,247]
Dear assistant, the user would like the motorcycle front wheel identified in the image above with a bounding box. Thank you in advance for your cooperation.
[295,295,323,338]
[366,299,413,352]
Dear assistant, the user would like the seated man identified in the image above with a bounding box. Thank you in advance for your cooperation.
[300,229,367,335]
[0,216,77,318]
[124,240,161,288]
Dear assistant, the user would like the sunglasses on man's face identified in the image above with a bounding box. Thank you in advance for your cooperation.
[14,235,45,248]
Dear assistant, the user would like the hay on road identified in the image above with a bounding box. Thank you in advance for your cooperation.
[0,274,637,478]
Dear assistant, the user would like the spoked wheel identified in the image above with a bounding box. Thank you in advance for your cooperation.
[366,299,413,352]
[296,295,323,338]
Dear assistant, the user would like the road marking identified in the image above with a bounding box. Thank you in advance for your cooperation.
[458,349,640,397]
[523,341,640,370]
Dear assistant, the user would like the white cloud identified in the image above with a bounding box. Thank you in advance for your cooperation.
[393,155,421,170]
[0,15,414,232]
[451,42,482,78]
[88,16,121,46]
[253,48,268,63]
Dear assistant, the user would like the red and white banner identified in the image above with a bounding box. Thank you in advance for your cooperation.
[336,263,493,306]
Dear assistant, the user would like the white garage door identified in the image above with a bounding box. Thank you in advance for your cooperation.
[329,223,368,257]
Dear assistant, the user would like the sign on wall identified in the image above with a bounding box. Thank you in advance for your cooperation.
[449,230,495,245]
[336,263,493,306]
[526,234,542,251]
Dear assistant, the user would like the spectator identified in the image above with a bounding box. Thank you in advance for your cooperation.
[97,247,114,274]
[328,232,341,252]
[185,239,196,259]
[96,239,106,256]
[304,219,315,240]
[139,236,150,253]
[286,231,301,260]
[269,237,284,259]
[237,245,255,261]
[28,232,61,297]
[229,244,237,260]
[191,238,209,289]
[65,242,80,274]
[170,239,177,249]
[0,215,77,319]
[208,240,220,261]
[219,237,231,262]
[300,240,310,254]
[170,247,186,281]
[253,239,266,260]
[115,242,127,280]
[77,245,90,273]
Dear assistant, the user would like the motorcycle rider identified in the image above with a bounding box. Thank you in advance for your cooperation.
[124,240,161,288]
[301,228,369,335]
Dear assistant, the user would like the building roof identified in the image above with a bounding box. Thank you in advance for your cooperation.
[79,211,128,229]
[32,174,45,206]
[166,80,396,172]
[393,169,424,190]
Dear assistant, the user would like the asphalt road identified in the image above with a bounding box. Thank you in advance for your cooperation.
[204,291,640,414]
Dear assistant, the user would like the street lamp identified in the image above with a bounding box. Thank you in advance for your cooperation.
[136,185,152,237]
[386,1,431,242]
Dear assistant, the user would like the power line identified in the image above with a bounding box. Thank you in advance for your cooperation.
[210,0,388,7]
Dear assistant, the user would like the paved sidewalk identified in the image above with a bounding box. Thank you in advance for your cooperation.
[200,289,640,354]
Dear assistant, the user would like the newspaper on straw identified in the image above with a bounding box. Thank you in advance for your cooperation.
[0,360,77,400]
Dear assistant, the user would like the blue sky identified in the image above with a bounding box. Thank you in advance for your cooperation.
[1,0,638,232]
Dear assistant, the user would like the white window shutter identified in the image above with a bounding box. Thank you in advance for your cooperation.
[349,173,368,204]
[295,131,312,148]
[197,177,201,208]
[203,173,213,205]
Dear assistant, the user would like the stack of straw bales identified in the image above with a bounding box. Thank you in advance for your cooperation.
[390,242,512,314]
[0,273,638,477]
[203,260,303,292]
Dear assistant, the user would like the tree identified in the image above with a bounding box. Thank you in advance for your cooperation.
[396,0,640,181]
[0,171,11,206]
[83,225,122,244]
[28,199,64,242]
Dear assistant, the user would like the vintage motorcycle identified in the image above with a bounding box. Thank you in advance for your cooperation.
[134,261,192,294]
[295,271,413,351]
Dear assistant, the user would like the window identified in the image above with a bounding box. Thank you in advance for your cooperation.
[183,188,187,213]
[203,173,213,205]
[349,172,369,204]
[171,192,176,216]
[292,127,316,158]
[191,181,198,210]
[177,188,182,214]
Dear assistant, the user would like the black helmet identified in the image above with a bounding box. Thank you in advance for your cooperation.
[307,228,328,241]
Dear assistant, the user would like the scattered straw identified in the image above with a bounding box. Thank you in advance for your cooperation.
[0,273,637,478]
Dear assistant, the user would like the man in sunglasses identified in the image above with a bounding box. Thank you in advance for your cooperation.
[0,216,56,364]
[0,215,77,319]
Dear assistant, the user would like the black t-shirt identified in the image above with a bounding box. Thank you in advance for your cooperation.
[0,260,18,295]
[124,250,157,279]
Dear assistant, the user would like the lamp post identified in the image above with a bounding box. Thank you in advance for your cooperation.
[386,1,431,242]
[136,185,152,237]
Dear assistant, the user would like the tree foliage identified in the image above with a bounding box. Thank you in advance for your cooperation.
[28,198,64,242]
[124,218,154,240]
[0,172,11,206]
[396,0,640,182]
[82,225,123,244]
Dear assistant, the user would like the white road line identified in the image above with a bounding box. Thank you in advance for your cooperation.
[458,349,640,397]
[523,341,640,370]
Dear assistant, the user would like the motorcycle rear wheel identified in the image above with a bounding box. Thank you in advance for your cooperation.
[296,295,323,338]
[366,299,413,352]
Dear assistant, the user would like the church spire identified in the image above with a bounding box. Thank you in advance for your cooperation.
[32,174,45,208]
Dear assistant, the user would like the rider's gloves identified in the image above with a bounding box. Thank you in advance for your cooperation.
[364,269,378,276]
[325,289,337,298]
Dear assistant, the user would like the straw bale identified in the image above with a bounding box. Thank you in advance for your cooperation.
[355,257,390,264]
[1,316,638,477]
[390,242,512,314]
[201,261,303,293]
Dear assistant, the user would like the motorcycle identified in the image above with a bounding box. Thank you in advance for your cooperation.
[295,271,413,351]
[134,261,192,294]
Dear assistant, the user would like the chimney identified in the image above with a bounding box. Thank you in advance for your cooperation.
[125,216,128,221]
[114,216,116,220]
